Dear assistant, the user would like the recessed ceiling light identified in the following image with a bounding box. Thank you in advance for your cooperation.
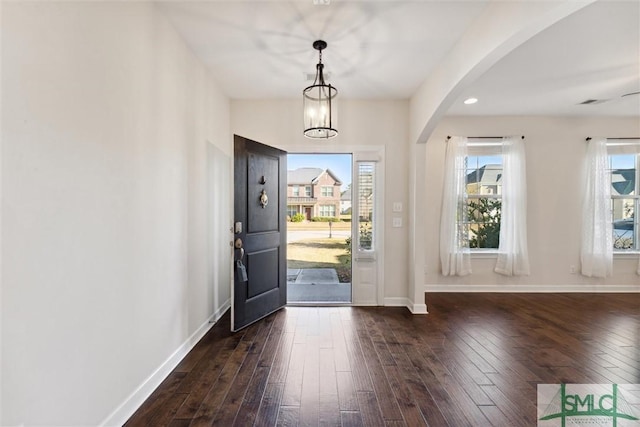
[464,98,478,105]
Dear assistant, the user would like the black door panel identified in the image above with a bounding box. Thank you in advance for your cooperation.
[233,135,287,331]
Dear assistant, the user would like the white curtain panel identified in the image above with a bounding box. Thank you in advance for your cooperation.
[494,136,530,276]
[440,136,471,276]
[581,138,613,278]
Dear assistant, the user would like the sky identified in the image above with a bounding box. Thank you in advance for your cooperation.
[610,154,635,169]
[287,153,352,190]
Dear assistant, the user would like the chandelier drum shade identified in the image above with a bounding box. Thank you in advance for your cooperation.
[303,40,338,139]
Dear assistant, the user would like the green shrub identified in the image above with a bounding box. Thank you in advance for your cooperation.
[290,213,305,222]
[311,217,341,222]
[345,222,372,256]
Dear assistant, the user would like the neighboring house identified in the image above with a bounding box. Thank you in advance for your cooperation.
[466,164,502,195]
[287,168,342,220]
[340,187,351,214]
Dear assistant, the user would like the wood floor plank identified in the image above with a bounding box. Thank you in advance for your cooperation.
[212,315,276,426]
[124,294,639,427]
[187,339,251,426]
[341,319,374,393]
[336,371,358,412]
[281,342,306,407]
[254,382,285,427]
[382,364,427,426]
[353,313,403,422]
[355,391,385,427]
[259,310,287,368]
[319,347,341,427]
[188,323,262,426]
[277,406,300,426]
[234,366,271,427]
[339,411,364,427]
[331,312,352,373]
[124,372,186,427]
[173,333,245,419]
[299,334,320,426]
[383,312,477,426]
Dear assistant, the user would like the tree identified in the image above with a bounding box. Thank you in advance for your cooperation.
[467,198,501,249]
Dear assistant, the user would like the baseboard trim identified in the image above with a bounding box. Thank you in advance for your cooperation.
[384,297,428,314]
[424,284,640,293]
[383,297,410,307]
[100,299,231,427]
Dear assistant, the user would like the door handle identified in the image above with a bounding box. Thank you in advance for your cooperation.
[234,238,244,261]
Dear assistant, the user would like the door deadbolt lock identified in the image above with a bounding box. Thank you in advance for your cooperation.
[234,238,243,249]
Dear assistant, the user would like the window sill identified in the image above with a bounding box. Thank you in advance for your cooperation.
[613,251,640,259]
[470,250,499,259]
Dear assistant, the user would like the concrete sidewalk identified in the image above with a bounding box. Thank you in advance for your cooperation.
[287,268,338,284]
[287,268,351,303]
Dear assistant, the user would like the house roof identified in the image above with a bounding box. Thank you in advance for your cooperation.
[288,168,322,185]
[288,168,343,186]
[612,169,635,195]
[341,188,351,201]
[466,165,502,185]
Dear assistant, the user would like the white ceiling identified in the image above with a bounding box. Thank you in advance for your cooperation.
[157,0,640,117]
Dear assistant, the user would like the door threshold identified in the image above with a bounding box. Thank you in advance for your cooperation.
[286,302,353,307]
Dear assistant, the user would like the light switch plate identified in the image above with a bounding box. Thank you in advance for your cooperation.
[392,217,402,228]
[393,202,402,212]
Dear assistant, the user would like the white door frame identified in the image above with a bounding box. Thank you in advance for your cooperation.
[283,145,385,305]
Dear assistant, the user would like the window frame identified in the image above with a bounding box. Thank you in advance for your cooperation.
[318,204,336,217]
[321,186,334,197]
[608,149,639,254]
[463,143,504,253]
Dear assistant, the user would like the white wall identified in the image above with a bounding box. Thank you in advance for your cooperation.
[424,116,640,292]
[1,2,231,426]
[231,99,410,303]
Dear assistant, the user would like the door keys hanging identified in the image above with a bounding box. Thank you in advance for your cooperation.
[235,238,248,282]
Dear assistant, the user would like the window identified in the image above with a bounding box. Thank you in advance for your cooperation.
[292,186,300,197]
[287,205,298,218]
[357,162,374,251]
[305,186,312,197]
[321,186,333,197]
[609,152,638,251]
[319,205,336,217]
[464,151,503,249]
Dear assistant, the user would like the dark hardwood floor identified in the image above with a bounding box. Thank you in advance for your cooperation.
[125,293,639,426]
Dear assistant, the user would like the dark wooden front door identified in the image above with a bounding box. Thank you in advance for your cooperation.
[233,135,287,331]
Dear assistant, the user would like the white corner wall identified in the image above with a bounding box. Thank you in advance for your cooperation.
[424,116,640,292]
[1,2,231,426]
[231,99,411,305]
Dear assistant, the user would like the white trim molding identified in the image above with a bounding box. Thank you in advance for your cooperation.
[100,300,231,427]
[425,284,640,293]
[384,297,428,314]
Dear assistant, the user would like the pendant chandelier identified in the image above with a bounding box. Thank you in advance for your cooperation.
[303,40,338,139]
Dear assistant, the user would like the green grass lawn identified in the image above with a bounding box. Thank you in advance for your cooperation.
[287,238,351,283]
[287,221,351,231]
